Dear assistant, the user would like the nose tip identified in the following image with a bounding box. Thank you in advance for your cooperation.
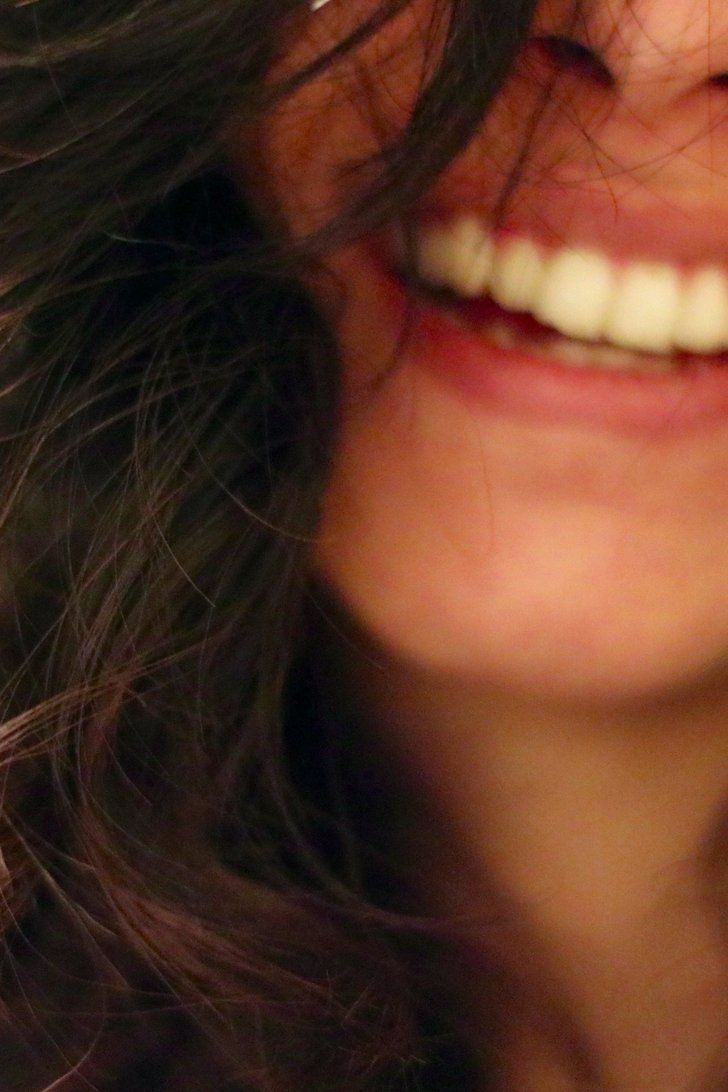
[540,0,728,108]
[521,0,728,189]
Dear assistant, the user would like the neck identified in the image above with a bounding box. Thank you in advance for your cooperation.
[350,659,728,1091]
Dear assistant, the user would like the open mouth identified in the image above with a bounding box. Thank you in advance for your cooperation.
[400,216,728,373]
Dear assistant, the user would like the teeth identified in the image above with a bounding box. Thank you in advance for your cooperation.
[534,248,614,342]
[414,218,728,357]
[604,263,682,354]
[674,268,728,353]
[546,339,678,374]
[417,216,493,298]
[490,238,544,312]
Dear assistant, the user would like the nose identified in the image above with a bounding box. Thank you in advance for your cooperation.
[527,0,728,181]
[537,0,728,111]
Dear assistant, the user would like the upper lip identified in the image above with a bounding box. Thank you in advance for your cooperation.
[415,175,728,269]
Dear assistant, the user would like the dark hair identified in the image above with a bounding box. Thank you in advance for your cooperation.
[0,2,538,1087]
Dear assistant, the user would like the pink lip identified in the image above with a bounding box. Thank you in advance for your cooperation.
[373,260,728,437]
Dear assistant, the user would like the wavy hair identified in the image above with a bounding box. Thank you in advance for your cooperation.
[0,1,538,1087]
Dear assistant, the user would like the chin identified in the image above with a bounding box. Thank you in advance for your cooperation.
[315,506,728,709]
[309,226,728,710]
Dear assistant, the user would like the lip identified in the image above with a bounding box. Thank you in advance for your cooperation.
[369,251,728,437]
[417,179,728,268]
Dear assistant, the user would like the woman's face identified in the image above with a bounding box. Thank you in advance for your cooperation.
[242,0,728,705]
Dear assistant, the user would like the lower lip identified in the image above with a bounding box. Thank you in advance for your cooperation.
[379,269,728,437]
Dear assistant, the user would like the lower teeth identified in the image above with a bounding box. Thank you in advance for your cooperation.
[416,280,722,374]
[485,320,681,374]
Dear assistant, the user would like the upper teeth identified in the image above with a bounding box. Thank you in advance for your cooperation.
[415,217,728,356]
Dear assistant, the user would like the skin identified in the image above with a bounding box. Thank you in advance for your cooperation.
[230,1,728,1086]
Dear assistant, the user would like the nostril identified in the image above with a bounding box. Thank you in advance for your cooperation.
[535,34,615,90]
[708,73,728,90]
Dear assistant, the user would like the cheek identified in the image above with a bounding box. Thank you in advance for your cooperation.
[249,0,438,238]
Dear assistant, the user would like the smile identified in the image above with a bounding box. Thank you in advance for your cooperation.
[369,212,728,435]
[410,216,728,364]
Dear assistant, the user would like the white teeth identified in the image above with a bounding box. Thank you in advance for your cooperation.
[414,220,728,358]
[534,248,614,342]
[490,238,544,312]
[673,268,728,354]
[417,216,493,298]
[451,218,494,297]
[604,262,682,354]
